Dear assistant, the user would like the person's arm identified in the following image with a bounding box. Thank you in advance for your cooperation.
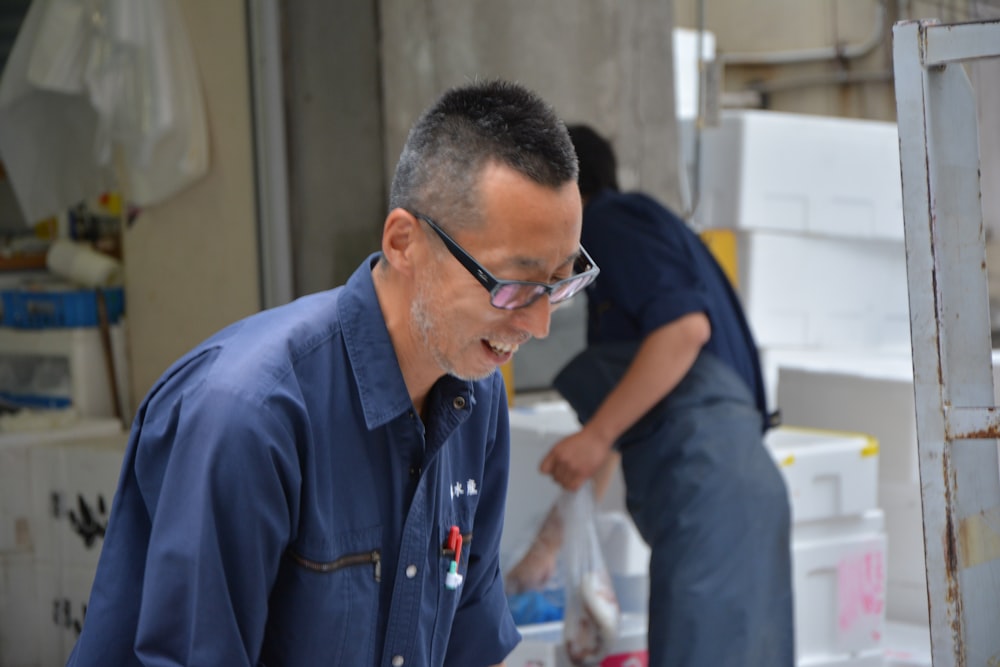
[132,387,297,665]
[541,311,710,490]
[505,312,709,592]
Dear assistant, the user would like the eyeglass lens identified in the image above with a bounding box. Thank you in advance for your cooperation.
[491,283,547,309]
[490,273,592,309]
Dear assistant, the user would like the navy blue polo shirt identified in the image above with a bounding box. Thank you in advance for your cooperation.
[581,189,768,419]
[67,254,519,667]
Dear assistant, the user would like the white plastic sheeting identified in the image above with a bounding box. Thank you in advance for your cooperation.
[0,0,208,223]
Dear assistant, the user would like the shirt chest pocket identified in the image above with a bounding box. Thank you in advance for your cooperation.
[430,515,475,658]
[260,526,382,666]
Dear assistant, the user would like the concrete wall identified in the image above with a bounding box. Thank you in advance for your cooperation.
[282,1,385,294]
[379,0,684,213]
[122,0,260,407]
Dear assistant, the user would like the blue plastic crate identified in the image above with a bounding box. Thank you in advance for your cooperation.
[1,286,125,328]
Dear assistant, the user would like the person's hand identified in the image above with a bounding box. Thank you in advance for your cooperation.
[539,428,613,491]
[505,537,559,594]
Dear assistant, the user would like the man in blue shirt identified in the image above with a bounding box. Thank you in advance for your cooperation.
[66,80,598,667]
[507,125,794,666]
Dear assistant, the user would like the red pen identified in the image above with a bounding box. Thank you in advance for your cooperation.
[446,525,464,590]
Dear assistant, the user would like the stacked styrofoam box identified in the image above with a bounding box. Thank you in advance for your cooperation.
[779,359,949,627]
[0,420,126,667]
[776,354,1000,642]
[758,348,913,432]
[882,621,931,667]
[734,232,910,350]
[689,109,909,352]
[765,426,887,667]
[694,110,905,241]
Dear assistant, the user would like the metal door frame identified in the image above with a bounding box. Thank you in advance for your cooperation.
[892,18,1000,666]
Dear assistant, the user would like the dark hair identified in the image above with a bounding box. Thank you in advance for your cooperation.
[389,79,578,230]
[566,124,619,199]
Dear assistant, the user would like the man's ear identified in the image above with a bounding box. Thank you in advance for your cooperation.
[381,208,424,276]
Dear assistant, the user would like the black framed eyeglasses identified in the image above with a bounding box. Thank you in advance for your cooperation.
[411,211,600,310]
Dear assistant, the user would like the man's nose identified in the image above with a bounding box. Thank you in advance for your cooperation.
[514,296,552,340]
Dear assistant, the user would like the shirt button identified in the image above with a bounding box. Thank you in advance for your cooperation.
[452,396,466,409]
[405,564,417,578]
[392,656,405,667]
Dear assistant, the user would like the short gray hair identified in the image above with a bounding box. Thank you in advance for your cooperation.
[389,79,578,231]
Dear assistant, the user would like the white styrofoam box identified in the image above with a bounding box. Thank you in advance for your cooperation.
[0,418,123,556]
[793,510,887,663]
[879,483,925,590]
[0,324,130,420]
[776,351,1000,484]
[594,513,651,614]
[504,612,648,667]
[758,346,912,423]
[882,620,931,667]
[885,581,928,634]
[594,512,650,577]
[880,482,928,627]
[0,552,41,667]
[766,426,879,524]
[801,648,885,667]
[673,28,716,121]
[777,360,920,484]
[502,398,628,571]
[693,110,904,241]
[735,231,910,349]
[29,431,128,569]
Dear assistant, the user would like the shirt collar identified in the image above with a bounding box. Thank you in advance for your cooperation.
[339,253,475,430]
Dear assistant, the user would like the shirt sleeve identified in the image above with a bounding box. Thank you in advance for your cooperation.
[131,382,300,665]
[587,197,712,337]
[444,373,521,666]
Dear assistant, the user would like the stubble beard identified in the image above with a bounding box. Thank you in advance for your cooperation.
[410,283,496,383]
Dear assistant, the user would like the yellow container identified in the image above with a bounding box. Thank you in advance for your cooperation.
[500,361,515,407]
[699,228,740,289]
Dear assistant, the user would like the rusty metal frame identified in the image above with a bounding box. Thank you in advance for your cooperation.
[892,18,1000,666]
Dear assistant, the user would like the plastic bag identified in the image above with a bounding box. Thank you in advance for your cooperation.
[559,482,621,665]
[0,0,208,223]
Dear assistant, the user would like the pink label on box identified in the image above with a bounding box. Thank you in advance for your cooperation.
[837,548,885,647]
[602,650,648,667]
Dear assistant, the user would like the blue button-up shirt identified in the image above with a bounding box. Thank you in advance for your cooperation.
[67,254,520,667]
